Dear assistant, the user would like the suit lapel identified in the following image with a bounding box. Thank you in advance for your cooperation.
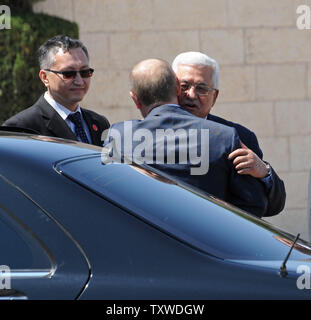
[82,109,100,146]
[37,97,77,140]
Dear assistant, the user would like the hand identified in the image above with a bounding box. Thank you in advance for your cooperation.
[228,142,269,178]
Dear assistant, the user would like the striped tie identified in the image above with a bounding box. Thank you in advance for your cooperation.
[68,112,89,143]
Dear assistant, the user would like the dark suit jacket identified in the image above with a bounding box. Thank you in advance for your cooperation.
[208,113,286,217]
[104,104,268,217]
[2,95,110,147]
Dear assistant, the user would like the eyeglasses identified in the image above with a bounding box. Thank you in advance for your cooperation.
[44,68,94,80]
[180,81,217,96]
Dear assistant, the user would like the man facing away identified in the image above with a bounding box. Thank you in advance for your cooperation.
[3,35,110,146]
[104,58,268,217]
[172,51,286,217]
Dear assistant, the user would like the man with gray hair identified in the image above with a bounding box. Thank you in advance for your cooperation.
[3,35,110,146]
[104,58,268,217]
[172,51,285,217]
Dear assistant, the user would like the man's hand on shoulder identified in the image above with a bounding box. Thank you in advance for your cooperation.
[228,142,270,178]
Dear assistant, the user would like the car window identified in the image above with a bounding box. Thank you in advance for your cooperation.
[0,208,51,270]
[56,155,311,261]
[0,177,53,275]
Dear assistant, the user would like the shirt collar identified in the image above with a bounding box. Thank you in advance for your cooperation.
[44,92,82,121]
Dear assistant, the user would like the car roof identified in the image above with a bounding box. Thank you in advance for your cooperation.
[0,131,101,164]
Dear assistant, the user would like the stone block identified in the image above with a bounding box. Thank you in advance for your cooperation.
[103,105,142,124]
[258,137,290,172]
[308,65,311,99]
[281,171,309,210]
[290,136,311,171]
[79,33,109,70]
[213,102,275,137]
[153,0,227,29]
[83,69,132,112]
[275,101,311,136]
[217,66,256,102]
[74,0,153,33]
[200,29,244,66]
[227,0,295,27]
[256,64,306,101]
[293,0,311,7]
[33,0,74,21]
[109,31,200,69]
[245,28,311,64]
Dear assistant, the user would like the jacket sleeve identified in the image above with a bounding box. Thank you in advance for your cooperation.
[2,109,41,134]
[228,130,268,218]
[241,131,286,217]
[262,165,286,217]
[208,114,286,216]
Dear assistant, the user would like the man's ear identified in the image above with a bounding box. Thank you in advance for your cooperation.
[212,89,219,107]
[39,69,49,88]
[175,77,181,97]
[130,91,142,110]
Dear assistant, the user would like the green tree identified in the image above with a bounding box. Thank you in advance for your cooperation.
[0,1,78,123]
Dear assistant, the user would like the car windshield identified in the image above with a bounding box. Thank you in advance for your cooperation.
[56,153,311,261]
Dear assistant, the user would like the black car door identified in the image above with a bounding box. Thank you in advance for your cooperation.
[0,175,90,299]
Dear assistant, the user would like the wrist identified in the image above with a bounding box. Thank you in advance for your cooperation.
[264,163,271,178]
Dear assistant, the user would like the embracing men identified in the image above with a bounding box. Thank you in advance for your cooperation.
[104,58,270,218]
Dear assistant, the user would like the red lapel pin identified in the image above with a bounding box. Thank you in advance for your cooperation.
[92,124,98,131]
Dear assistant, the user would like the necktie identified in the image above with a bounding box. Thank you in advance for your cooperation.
[68,112,89,143]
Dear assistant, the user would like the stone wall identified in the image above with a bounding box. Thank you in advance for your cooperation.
[33,0,311,239]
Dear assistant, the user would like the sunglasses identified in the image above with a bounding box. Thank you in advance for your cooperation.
[44,68,94,79]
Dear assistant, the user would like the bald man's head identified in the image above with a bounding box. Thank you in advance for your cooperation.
[130,59,178,111]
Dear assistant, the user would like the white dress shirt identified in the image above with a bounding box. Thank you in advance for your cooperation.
[44,91,92,143]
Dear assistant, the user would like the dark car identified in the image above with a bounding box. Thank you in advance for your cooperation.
[0,130,310,300]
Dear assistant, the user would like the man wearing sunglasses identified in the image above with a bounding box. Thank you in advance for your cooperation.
[3,35,110,146]
[172,51,286,217]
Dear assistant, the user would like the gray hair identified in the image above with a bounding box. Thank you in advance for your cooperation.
[172,51,219,89]
[38,35,89,69]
